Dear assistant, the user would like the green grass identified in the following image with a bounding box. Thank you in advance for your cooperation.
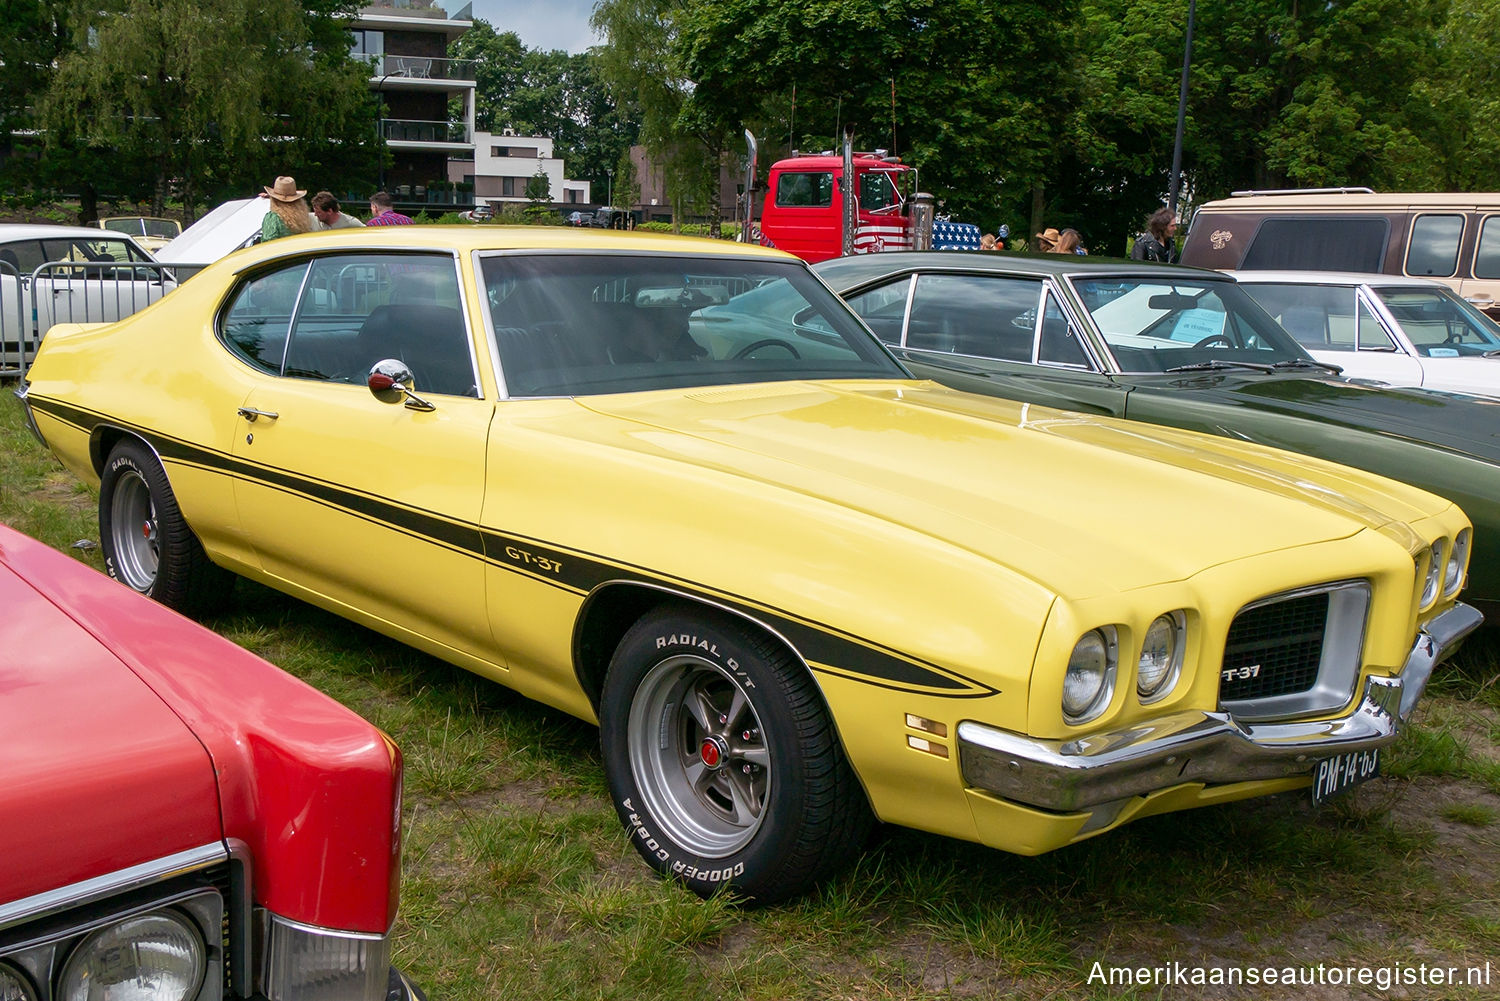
[4,391,1500,999]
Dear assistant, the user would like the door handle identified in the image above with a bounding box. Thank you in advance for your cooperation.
[1465,296,1494,308]
[236,406,279,422]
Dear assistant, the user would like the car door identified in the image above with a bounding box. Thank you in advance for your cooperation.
[1461,214,1500,318]
[225,251,499,661]
[842,270,1130,416]
[34,236,169,337]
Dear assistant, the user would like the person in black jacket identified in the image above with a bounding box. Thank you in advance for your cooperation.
[1131,208,1179,263]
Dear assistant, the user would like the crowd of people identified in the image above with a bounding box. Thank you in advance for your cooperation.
[973,207,1180,260]
[259,174,413,242]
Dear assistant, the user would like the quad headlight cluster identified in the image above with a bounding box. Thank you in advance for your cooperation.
[1417,530,1470,610]
[1064,613,1187,724]
[0,908,207,1001]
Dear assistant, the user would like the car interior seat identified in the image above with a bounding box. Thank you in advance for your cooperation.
[355,304,476,397]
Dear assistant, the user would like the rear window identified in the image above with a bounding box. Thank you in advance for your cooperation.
[775,172,834,208]
[1241,218,1388,271]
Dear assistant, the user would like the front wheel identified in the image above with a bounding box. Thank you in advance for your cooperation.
[600,605,872,903]
[98,439,234,615]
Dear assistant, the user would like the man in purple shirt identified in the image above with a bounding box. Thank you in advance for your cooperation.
[367,190,414,226]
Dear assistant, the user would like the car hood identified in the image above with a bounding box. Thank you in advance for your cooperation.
[0,561,223,905]
[1126,371,1500,462]
[576,379,1444,598]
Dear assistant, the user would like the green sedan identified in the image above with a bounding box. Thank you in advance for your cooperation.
[817,252,1500,617]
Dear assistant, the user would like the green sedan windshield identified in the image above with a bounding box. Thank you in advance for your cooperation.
[1071,277,1311,373]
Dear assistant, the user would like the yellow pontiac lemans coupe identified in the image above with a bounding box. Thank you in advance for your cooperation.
[16,228,1482,902]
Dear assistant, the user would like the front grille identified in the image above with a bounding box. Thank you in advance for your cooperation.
[1220,590,1329,701]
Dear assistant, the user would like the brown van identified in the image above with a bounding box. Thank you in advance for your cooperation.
[1180,188,1500,317]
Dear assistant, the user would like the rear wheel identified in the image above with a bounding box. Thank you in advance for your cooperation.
[600,605,872,903]
[99,440,234,615]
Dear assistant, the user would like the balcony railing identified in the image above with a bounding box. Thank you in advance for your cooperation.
[380,119,471,144]
[364,53,474,81]
[360,1,453,18]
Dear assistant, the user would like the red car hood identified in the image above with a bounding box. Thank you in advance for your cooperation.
[0,558,222,906]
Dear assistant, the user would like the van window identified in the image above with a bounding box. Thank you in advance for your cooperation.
[775,172,834,208]
[1240,218,1387,271]
[1405,214,1464,277]
[1476,217,1500,280]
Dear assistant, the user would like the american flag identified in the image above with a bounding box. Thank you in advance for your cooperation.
[853,222,914,254]
[932,221,983,250]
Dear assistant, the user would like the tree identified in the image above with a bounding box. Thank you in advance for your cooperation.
[41,0,377,218]
[452,21,639,207]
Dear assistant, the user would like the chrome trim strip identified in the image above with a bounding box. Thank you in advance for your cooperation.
[0,842,228,934]
[957,602,1481,813]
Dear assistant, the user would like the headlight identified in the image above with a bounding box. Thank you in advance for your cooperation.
[1063,628,1116,723]
[1446,529,1470,597]
[0,963,38,1001]
[58,912,206,1001]
[1137,612,1185,702]
[1421,538,1447,608]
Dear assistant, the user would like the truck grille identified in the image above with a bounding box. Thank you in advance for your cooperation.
[1221,590,1330,701]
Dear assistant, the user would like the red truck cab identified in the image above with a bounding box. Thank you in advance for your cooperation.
[0,526,420,1001]
[756,153,916,263]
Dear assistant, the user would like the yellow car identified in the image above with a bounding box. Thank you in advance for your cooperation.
[16,227,1482,903]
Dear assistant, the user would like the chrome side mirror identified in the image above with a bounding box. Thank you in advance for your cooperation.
[367,358,435,411]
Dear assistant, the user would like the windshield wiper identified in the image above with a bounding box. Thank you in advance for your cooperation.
[1271,358,1344,375]
[1484,349,1500,358]
[1164,360,1276,374]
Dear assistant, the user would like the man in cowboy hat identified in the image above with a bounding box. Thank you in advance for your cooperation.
[260,176,314,242]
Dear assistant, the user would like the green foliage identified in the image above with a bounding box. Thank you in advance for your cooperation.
[452,20,640,206]
[36,0,377,216]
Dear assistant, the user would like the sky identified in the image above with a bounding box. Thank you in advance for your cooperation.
[466,1,602,54]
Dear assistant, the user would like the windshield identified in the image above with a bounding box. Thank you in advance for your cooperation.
[479,254,905,396]
[1372,287,1500,355]
[1071,277,1311,373]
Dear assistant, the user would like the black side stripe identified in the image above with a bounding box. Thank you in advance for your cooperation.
[29,395,998,698]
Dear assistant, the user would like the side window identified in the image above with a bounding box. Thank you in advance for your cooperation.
[858,172,898,212]
[843,277,912,344]
[1356,300,1395,350]
[1038,293,1090,367]
[907,274,1040,361]
[0,240,46,274]
[1406,214,1465,277]
[219,263,309,374]
[1476,216,1500,280]
[775,172,834,208]
[1242,218,1387,271]
[283,254,475,396]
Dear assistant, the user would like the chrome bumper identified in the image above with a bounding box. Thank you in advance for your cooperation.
[957,602,1483,813]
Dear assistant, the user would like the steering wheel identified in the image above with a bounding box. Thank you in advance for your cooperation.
[734,338,801,359]
[1192,333,1235,349]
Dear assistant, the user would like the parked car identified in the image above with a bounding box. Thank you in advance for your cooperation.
[1230,271,1500,398]
[0,523,420,1001]
[18,227,1480,902]
[817,251,1500,617]
[95,215,183,253]
[1180,188,1500,319]
[1,224,172,367]
[459,204,495,222]
[567,210,594,226]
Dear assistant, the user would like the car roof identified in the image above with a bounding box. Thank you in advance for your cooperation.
[1197,191,1500,210]
[1226,270,1449,288]
[0,223,144,242]
[197,223,799,273]
[813,250,1228,286]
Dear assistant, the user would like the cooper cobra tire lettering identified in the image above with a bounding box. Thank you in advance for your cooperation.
[600,603,872,903]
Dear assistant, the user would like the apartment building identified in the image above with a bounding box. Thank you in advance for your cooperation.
[354,1,477,213]
[450,131,591,211]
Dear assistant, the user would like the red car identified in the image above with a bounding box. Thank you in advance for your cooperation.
[0,525,421,1001]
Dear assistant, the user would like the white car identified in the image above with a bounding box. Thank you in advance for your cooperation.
[1,224,171,368]
[1232,270,1500,398]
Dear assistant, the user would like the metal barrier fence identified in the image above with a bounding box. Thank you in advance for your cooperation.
[1,260,178,379]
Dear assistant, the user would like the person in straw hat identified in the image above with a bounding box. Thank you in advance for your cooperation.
[260,176,314,242]
[1033,227,1060,253]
